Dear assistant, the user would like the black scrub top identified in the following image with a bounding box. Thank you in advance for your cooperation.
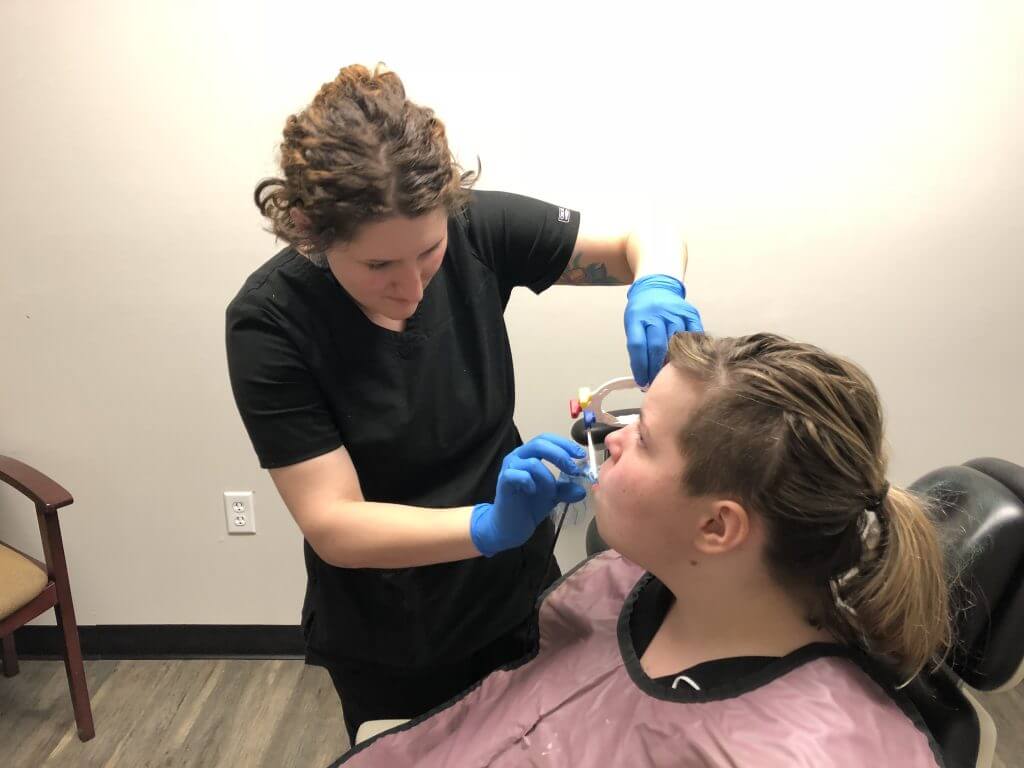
[226,190,580,668]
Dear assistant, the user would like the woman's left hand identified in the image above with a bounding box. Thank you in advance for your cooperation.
[624,274,703,387]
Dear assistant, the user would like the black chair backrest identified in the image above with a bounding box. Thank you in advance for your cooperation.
[910,458,1024,691]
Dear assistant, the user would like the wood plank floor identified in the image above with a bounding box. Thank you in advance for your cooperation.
[0,659,1021,767]
[0,660,347,767]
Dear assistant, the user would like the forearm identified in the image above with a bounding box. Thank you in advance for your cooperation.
[624,215,688,283]
[310,501,480,569]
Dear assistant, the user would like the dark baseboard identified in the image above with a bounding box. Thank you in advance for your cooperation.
[12,624,305,660]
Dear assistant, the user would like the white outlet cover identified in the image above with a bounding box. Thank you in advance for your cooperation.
[224,491,255,534]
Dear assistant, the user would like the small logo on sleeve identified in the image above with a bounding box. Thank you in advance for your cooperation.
[558,207,571,223]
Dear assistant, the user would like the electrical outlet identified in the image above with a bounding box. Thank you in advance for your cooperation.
[224,491,255,534]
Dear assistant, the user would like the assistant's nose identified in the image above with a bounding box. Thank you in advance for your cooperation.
[392,262,425,303]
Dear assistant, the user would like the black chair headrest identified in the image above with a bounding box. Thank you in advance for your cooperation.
[570,408,640,448]
[910,459,1024,691]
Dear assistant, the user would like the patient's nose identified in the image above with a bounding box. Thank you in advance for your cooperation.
[605,429,623,460]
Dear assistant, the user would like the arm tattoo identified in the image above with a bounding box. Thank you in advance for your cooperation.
[560,252,622,285]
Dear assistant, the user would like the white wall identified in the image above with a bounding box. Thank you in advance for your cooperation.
[1,1,1021,625]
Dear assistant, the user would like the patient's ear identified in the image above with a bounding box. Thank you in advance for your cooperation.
[693,500,751,556]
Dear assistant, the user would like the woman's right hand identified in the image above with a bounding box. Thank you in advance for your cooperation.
[470,434,588,557]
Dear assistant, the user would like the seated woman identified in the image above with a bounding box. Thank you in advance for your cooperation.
[331,333,948,767]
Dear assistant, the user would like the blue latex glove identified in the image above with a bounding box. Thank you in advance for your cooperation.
[624,274,704,387]
[471,434,588,557]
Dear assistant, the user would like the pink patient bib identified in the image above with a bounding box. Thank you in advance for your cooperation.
[333,551,942,767]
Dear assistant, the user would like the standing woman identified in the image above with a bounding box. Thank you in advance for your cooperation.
[226,63,702,743]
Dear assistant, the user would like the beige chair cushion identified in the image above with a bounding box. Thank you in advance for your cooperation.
[0,542,48,621]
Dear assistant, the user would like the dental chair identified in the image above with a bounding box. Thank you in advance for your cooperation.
[584,454,1024,768]
[897,457,1024,768]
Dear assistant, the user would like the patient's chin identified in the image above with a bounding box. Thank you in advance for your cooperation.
[594,516,626,557]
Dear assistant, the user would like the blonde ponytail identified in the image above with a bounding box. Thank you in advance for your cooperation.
[833,486,951,679]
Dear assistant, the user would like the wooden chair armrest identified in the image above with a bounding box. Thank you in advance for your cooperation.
[0,455,73,513]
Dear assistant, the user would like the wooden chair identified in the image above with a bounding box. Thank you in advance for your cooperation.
[0,455,94,741]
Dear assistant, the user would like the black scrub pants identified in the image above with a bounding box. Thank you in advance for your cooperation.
[325,557,561,747]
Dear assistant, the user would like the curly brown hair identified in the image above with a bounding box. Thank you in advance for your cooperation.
[254,63,477,253]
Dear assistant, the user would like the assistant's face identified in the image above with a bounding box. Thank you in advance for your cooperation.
[325,208,448,324]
